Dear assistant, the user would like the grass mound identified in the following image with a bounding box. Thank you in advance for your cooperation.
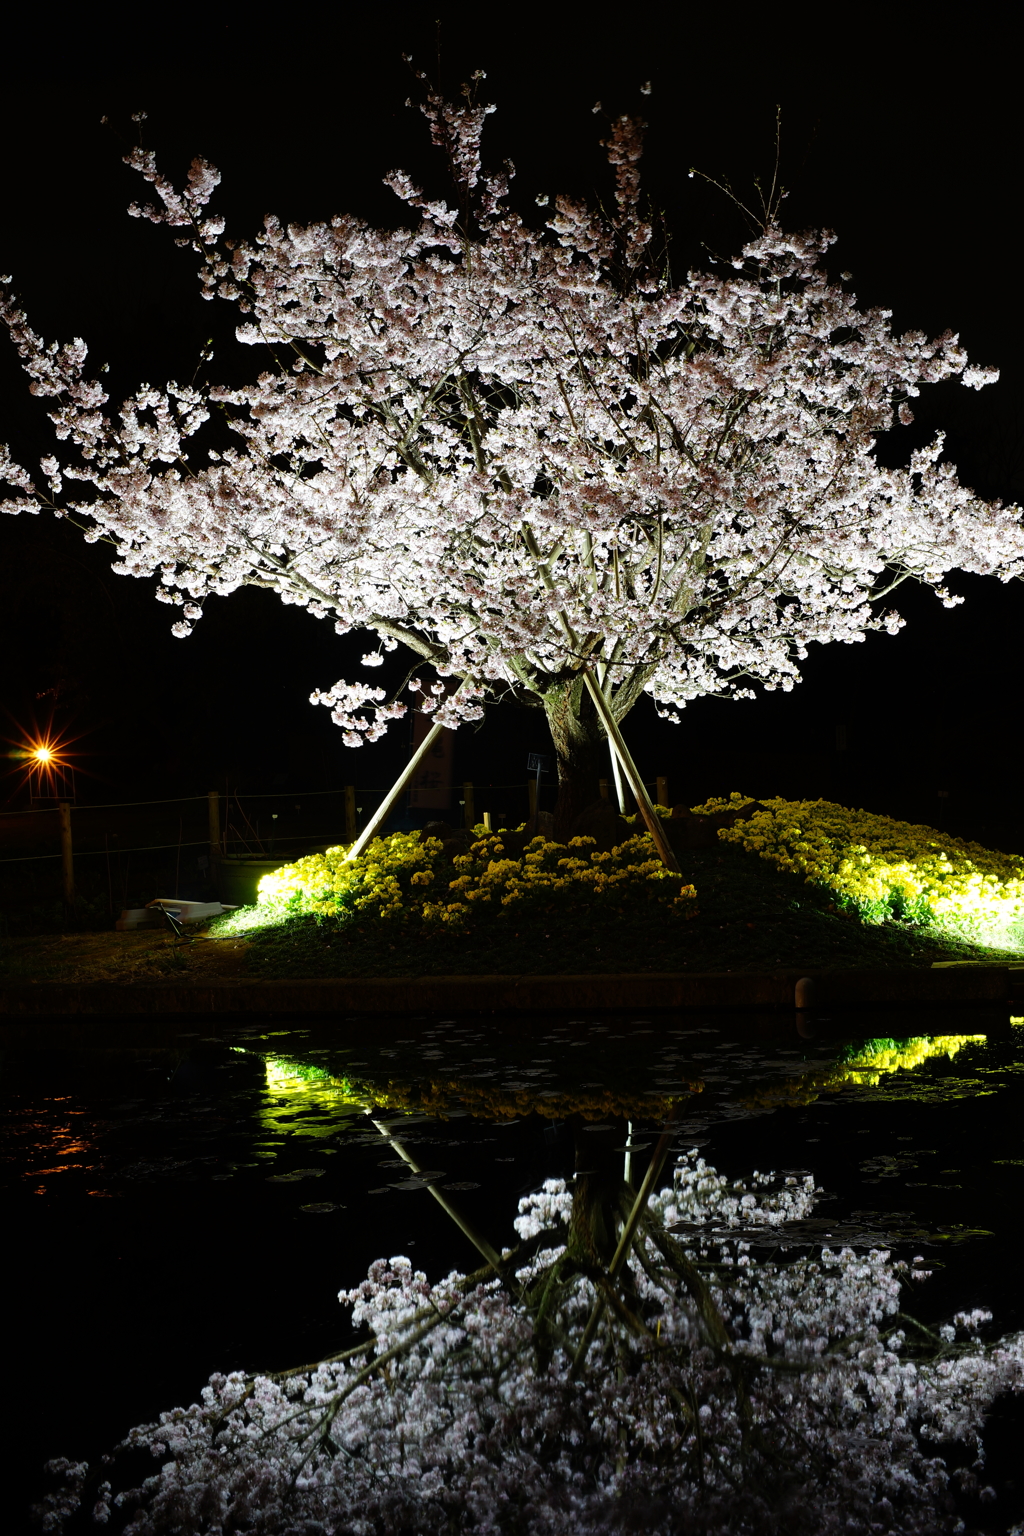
[699,793,1024,948]
[210,804,1023,978]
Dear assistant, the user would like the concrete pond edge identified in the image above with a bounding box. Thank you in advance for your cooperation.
[1,965,1021,1018]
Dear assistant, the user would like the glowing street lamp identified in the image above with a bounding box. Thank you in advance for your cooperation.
[3,728,77,803]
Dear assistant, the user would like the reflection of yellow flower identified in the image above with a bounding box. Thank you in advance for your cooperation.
[363,1077,703,1123]
[255,1053,702,1124]
[837,1035,984,1086]
[258,1056,369,1136]
[689,794,1024,950]
[737,1035,986,1112]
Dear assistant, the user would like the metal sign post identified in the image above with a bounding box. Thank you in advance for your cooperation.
[526,753,550,831]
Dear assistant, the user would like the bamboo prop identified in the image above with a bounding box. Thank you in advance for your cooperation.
[608,741,627,815]
[571,1124,675,1377]
[343,688,465,862]
[581,672,680,872]
[596,662,628,814]
[344,725,444,861]
[370,1117,504,1271]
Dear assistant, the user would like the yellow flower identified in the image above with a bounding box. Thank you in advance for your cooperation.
[707,794,1024,950]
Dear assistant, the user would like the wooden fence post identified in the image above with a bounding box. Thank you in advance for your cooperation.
[208,789,221,855]
[463,781,475,831]
[345,785,357,841]
[656,776,669,808]
[528,777,538,821]
[58,801,75,906]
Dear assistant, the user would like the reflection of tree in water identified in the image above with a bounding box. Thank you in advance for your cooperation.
[39,1118,1024,1535]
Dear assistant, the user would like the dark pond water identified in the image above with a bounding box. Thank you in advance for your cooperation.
[2,1007,1024,1532]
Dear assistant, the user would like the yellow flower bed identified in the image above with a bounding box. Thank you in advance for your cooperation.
[691,793,1024,948]
[221,828,697,933]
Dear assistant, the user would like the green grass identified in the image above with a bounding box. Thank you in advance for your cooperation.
[228,841,1015,979]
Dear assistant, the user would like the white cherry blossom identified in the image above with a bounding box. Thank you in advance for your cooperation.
[2,84,1022,819]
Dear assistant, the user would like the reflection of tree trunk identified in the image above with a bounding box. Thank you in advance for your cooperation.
[566,1173,627,1267]
[566,1119,632,1270]
[542,679,608,841]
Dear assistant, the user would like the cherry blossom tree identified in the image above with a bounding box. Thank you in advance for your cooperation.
[3,78,1023,832]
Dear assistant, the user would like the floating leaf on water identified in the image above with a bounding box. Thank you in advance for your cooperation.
[929,1227,995,1244]
[442,1181,481,1191]
[300,1202,340,1213]
[393,1171,446,1187]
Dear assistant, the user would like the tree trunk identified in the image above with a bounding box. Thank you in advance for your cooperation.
[542,677,609,840]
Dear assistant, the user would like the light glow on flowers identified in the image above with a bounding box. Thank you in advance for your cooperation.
[693,793,1024,951]
[211,828,698,935]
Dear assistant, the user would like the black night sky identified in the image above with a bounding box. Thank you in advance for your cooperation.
[2,11,1022,847]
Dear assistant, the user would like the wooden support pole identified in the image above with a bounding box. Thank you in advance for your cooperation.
[463,781,475,832]
[597,660,627,812]
[344,785,357,841]
[207,789,221,856]
[598,777,610,801]
[371,1118,502,1271]
[581,673,680,873]
[608,739,627,813]
[58,801,75,906]
[656,776,669,808]
[527,777,538,821]
[345,718,448,863]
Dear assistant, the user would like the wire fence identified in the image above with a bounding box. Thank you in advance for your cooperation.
[1,782,614,817]
[1,777,668,870]
[0,840,211,866]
